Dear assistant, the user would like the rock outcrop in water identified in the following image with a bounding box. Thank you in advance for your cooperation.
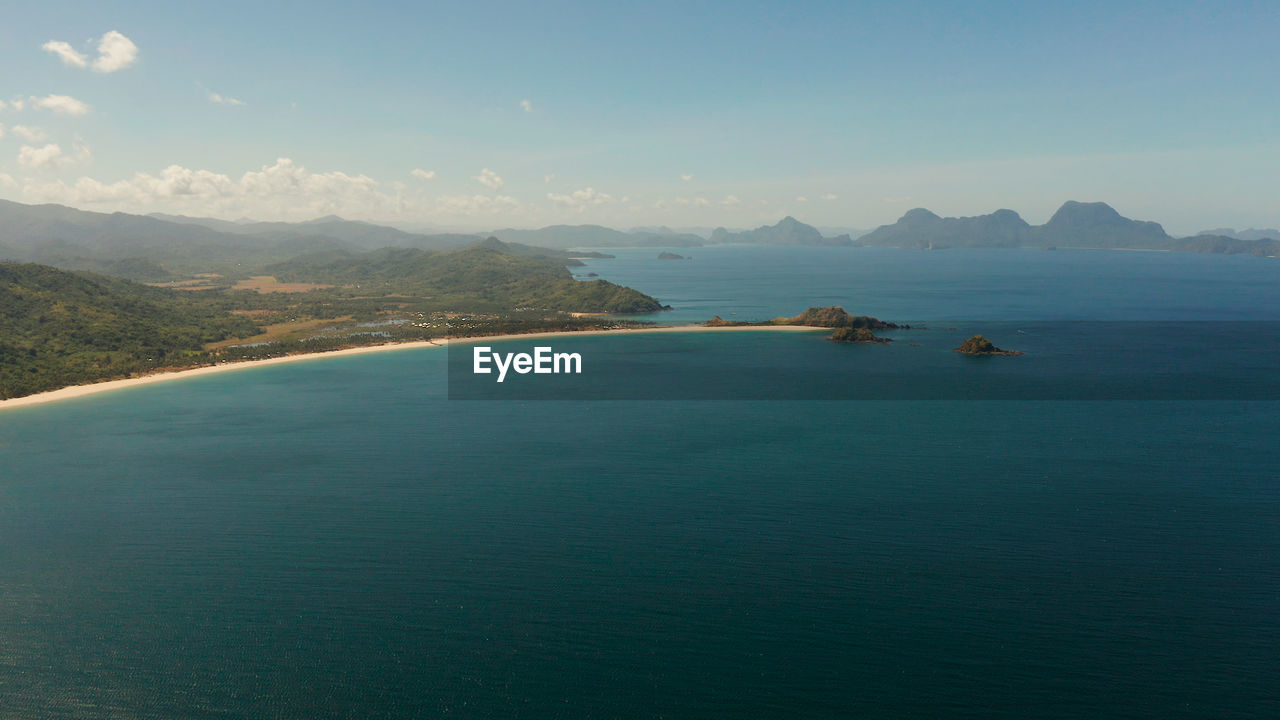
[954,335,1022,356]
[830,326,891,344]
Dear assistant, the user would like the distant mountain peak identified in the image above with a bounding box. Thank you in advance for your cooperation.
[860,201,1167,250]
[1047,201,1125,226]
[707,216,852,246]
[303,214,347,224]
[900,208,942,223]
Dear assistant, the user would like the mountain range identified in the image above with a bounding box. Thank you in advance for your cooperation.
[486,225,704,248]
[1,199,1276,285]
[0,200,484,280]
[858,201,1279,256]
[708,216,854,245]
[1196,227,1280,242]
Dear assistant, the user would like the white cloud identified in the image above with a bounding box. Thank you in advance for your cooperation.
[680,173,693,182]
[547,187,614,211]
[18,143,70,169]
[42,40,88,68]
[12,125,48,142]
[675,196,710,207]
[544,174,555,184]
[207,91,246,106]
[0,101,6,112]
[796,196,809,202]
[0,173,16,189]
[410,168,436,180]
[92,31,138,72]
[0,124,4,140]
[474,168,504,190]
[30,94,90,116]
[7,98,24,111]
[821,193,838,201]
[721,195,741,206]
[41,31,138,73]
[520,99,533,113]
[434,194,523,216]
[16,157,530,223]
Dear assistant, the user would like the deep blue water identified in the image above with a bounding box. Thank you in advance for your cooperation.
[2,247,1277,718]
[577,245,1280,322]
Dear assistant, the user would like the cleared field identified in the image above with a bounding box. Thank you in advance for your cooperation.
[204,316,355,350]
[146,278,225,291]
[231,275,334,293]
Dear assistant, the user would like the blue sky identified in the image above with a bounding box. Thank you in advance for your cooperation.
[1,0,1276,233]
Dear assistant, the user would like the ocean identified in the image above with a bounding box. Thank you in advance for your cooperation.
[1,246,1277,718]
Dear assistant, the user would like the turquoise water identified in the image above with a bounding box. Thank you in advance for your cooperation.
[2,248,1278,718]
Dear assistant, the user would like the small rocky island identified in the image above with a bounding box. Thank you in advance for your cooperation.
[953,335,1023,356]
[658,252,688,260]
[830,326,890,344]
[705,306,902,344]
[784,306,903,330]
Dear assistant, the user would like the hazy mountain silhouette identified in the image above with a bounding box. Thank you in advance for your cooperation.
[708,216,854,245]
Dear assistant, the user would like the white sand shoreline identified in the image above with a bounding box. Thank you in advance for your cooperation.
[0,324,824,411]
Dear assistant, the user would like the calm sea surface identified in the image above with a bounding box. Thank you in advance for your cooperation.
[2,247,1277,718]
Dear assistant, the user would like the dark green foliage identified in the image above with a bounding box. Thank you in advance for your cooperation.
[785,306,899,329]
[472,237,611,263]
[214,316,652,362]
[0,263,260,398]
[830,326,889,343]
[0,233,668,398]
[266,245,667,313]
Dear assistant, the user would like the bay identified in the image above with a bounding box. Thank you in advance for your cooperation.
[2,247,1277,718]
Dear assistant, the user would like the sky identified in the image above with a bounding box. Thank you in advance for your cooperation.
[0,0,1277,234]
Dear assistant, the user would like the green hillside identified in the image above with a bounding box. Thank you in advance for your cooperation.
[266,242,666,313]
[0,263,259,398]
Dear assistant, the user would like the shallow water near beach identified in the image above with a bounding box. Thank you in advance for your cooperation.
[2,247,1278,718]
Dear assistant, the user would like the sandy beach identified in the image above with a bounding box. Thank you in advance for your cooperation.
[0,324,824,411]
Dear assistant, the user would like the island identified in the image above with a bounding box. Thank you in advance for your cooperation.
[657,252,688,260]
[705,306,903,330]
[953,335,1023,356]
[783,306,903,329]
[703,306,903,345]
[830,326,891,344]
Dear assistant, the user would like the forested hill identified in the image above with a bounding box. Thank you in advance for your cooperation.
[265,242,666,313]
[0,263,259,399]
[1,236,670,398]
[0,199,480,280]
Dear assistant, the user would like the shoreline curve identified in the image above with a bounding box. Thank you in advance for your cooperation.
[0,324,823,411]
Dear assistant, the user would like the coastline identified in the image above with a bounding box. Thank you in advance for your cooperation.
[0,324,824,411]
